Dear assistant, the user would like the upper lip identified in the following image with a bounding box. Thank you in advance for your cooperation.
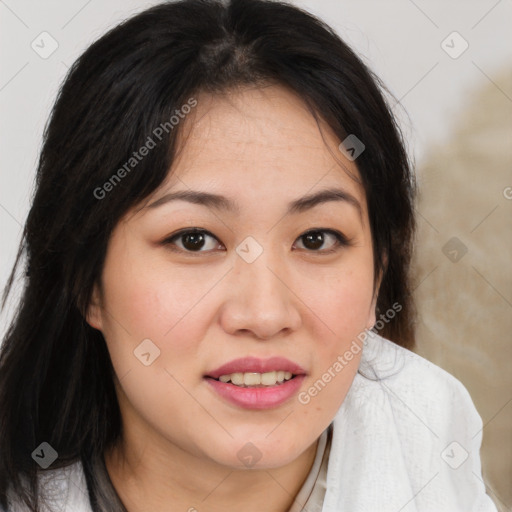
[205,357,307,379]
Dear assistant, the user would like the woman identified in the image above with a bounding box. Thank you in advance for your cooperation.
[0,0,497,510]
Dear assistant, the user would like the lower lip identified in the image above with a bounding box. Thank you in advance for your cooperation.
[204,375,306,410]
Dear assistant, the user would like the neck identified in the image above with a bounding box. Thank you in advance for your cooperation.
[104,433,319,512]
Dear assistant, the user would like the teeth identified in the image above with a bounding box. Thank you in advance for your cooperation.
[245,372,261,386]
[260,371,276,385]
[217,371,295,387]
[230,373,244,386]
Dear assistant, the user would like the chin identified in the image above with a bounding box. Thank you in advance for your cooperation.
[207,435,306,471]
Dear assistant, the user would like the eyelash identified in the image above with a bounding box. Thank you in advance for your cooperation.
[161,228,351,256]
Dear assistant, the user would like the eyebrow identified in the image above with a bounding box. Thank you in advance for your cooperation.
[147,187,362,217]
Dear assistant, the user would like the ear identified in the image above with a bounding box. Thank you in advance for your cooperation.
[366,278,380,330]
[86,282,104,331]
[366,253,387,330]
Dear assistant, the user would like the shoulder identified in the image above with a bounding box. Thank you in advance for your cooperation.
[357,331,483,437]
[7,461,91,512]
[325,331,498,511]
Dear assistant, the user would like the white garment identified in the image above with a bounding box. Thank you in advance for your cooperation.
[323,331,497,512]
[7,331,498,511]
[290,421,332,512]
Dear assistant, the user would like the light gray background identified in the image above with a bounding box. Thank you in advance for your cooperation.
[1,0,511,509]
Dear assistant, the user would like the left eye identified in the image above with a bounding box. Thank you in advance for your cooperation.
[162,228,348,254]
[294,229,348,253]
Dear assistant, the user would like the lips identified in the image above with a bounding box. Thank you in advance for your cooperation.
[204,356,307,380]
[204,357,307,410]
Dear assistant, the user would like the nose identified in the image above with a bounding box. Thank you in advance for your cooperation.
[218,249,302,340]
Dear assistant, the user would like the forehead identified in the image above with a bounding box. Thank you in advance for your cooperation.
[146,84,366,212]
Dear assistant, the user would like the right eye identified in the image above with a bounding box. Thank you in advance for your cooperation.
[161,228,224,254]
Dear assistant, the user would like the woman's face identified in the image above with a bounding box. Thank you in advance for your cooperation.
[87,84,378,470]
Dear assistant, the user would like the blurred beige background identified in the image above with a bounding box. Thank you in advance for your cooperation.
[413,68,512,511]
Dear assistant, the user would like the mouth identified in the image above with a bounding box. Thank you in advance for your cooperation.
[203,357,307,409]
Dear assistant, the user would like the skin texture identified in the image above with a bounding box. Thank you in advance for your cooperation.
[87,84,380,512]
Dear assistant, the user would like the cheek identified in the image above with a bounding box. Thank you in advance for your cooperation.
[99,254,209,415]
[296,262,375,339]
[101,249,204,341]
[291,258,374,413]
[99,248,225,383]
